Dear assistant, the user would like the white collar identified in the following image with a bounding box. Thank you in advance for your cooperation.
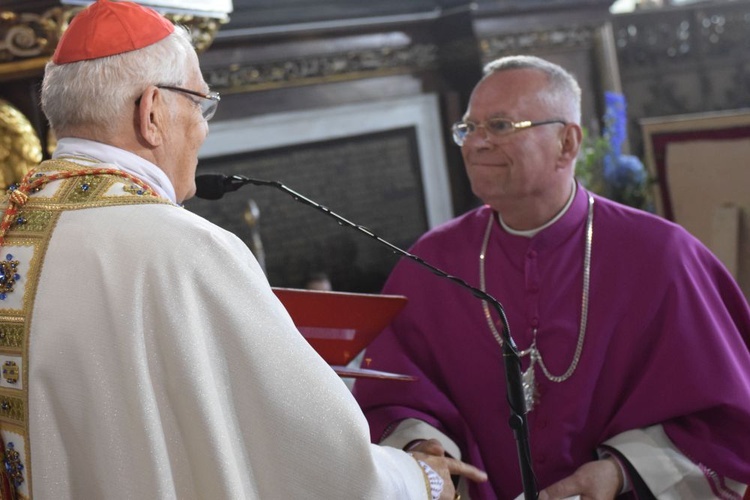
[52,138,177,203]
[498,180,577,238]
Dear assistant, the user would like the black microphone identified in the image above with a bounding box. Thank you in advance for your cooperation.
[195,173,275,200]
[194,171,538,498]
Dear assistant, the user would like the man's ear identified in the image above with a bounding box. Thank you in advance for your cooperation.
[558,123,582,164]
[136,86,164,147]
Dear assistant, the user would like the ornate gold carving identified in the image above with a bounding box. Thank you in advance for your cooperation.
[0,100,41,191]
[206,43,438,93]
[0,7,74,64]
[167,14,227,54]
[0,6,225,71]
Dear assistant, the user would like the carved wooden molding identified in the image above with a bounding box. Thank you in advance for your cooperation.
[479,25,600,62]
[615,2,750,72]
[614,2,750,129]
[204,43,438,93]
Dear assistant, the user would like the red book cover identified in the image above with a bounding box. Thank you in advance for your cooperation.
[272,287,414,381]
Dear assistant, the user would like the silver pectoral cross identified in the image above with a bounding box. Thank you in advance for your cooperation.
[521,348,540,412]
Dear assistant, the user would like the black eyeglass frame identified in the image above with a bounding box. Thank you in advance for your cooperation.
[156,85,221,121]
[451,118,567,146]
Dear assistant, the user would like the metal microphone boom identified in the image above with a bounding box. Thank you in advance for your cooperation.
[194,172,539,499]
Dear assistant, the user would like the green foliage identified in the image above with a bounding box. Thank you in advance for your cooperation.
[576,127,610,197]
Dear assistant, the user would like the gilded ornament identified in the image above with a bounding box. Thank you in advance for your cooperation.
[3,441,24,487]
[0,7,70,65]
[0,396,23,422]
[0,100,41,190]
[0,6,222,71]
[0,254,21,300]
[2,361,18,384]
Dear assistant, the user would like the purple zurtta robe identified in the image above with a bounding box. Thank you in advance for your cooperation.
[354,185,750,499]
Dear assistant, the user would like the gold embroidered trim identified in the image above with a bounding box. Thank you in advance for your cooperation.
[0,395,24,423]
[0,160,173,499]
[0,324,23,349]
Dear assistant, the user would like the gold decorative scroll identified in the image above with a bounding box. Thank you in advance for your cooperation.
[0,7,74,65]
[0,99,42,190]
[0,5,225,78]
[168,14,227,54]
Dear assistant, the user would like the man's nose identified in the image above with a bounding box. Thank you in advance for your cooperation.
[465,124,492,146]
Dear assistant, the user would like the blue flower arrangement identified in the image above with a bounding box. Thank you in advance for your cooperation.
[578,92,651,210]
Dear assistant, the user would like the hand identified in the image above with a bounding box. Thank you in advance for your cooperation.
[538,458,623,500]
[409,439,487,500]
[404,438,448,456]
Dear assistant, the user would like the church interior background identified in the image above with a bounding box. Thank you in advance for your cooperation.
[2,0,749,300]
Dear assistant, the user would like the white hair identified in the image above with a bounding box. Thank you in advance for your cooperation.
[41,25,194,135]
[482,55,582,124]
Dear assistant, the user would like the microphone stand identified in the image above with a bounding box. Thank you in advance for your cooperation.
[208,174,538,499]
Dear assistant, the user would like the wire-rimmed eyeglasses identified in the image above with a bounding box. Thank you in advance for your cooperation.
[451,118,566,146]
[157,85,221,121]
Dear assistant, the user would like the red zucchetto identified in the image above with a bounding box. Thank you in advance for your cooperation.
[52,0,175,64]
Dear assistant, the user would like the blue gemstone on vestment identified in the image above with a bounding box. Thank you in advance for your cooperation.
[6,254,12,260]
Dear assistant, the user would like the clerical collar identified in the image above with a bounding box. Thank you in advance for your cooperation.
[497,180,577,238]
[52,137,177,203]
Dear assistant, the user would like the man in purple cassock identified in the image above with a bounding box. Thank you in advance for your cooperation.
[353,55,750,499]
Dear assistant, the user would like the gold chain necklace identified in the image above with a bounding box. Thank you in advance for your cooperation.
[479,192,594,411]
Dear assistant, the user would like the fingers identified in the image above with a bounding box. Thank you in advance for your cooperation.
[408,438,447,456]
[539,478,578,500]
[411,453,488,484]
[444,457,488,483]
[539,459,621,500]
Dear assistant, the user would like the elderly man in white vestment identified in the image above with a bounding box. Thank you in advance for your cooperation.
[0,1,487,498]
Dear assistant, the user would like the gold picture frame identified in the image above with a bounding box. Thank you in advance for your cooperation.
[640,109,750,300]
[641,108,750,220]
